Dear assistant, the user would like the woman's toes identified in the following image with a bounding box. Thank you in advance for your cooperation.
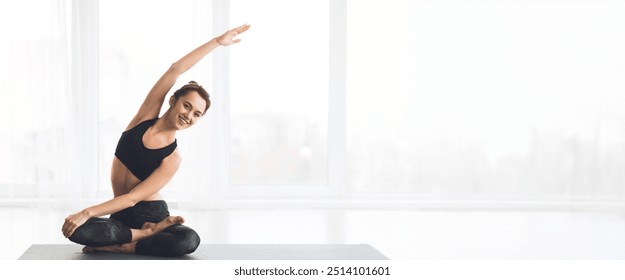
[141,222,156,230]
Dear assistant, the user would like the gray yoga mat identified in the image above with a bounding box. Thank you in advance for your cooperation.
[19,244,389,260]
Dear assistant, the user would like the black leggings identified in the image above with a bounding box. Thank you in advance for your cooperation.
[69,200,200,257]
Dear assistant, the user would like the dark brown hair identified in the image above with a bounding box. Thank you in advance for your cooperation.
[172,81,211,113]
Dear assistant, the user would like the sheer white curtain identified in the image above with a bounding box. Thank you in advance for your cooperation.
[0,0,90,206]
[229,0,329,187]
[346,0,625,202]
[4,0,624,209]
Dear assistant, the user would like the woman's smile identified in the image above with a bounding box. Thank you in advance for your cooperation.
[178,115,190,125]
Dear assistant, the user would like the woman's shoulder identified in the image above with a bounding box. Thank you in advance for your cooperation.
[161,149,182,168]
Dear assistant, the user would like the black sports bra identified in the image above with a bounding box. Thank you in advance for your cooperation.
[114,119,177,181]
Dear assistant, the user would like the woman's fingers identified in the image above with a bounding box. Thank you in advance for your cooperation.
[235,23,250,34]
[63,227,71,238]
[62,214,80,238]
[66,226,76,238]
[62,222,73,238]
[217,24,249,46]
[62,217,71,237]
[231,24,250,39]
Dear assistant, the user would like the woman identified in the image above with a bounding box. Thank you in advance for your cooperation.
[61,24,251,257]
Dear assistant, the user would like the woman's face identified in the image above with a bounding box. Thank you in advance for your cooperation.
[170,91,207,130]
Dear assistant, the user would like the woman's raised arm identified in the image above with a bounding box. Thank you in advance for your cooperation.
[126,23,251,130]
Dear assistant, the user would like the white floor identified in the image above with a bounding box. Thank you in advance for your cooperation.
[2,207,625,260]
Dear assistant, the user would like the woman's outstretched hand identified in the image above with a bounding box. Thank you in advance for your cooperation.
[215,23,251,46]
[61,210,91,238]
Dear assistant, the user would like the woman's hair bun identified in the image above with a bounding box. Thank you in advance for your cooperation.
[173,80,211,112]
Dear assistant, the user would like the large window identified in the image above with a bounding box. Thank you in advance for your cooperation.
[4,0,625,206]
[0,0,73,199]
[346,0,625,198]
[229,0,329,186]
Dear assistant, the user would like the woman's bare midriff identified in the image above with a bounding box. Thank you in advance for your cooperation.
[110,157,162,201]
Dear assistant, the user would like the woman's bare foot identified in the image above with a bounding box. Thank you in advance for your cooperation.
[82,242,136,254]
[141,216,185,235]
[128,216,185,242]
